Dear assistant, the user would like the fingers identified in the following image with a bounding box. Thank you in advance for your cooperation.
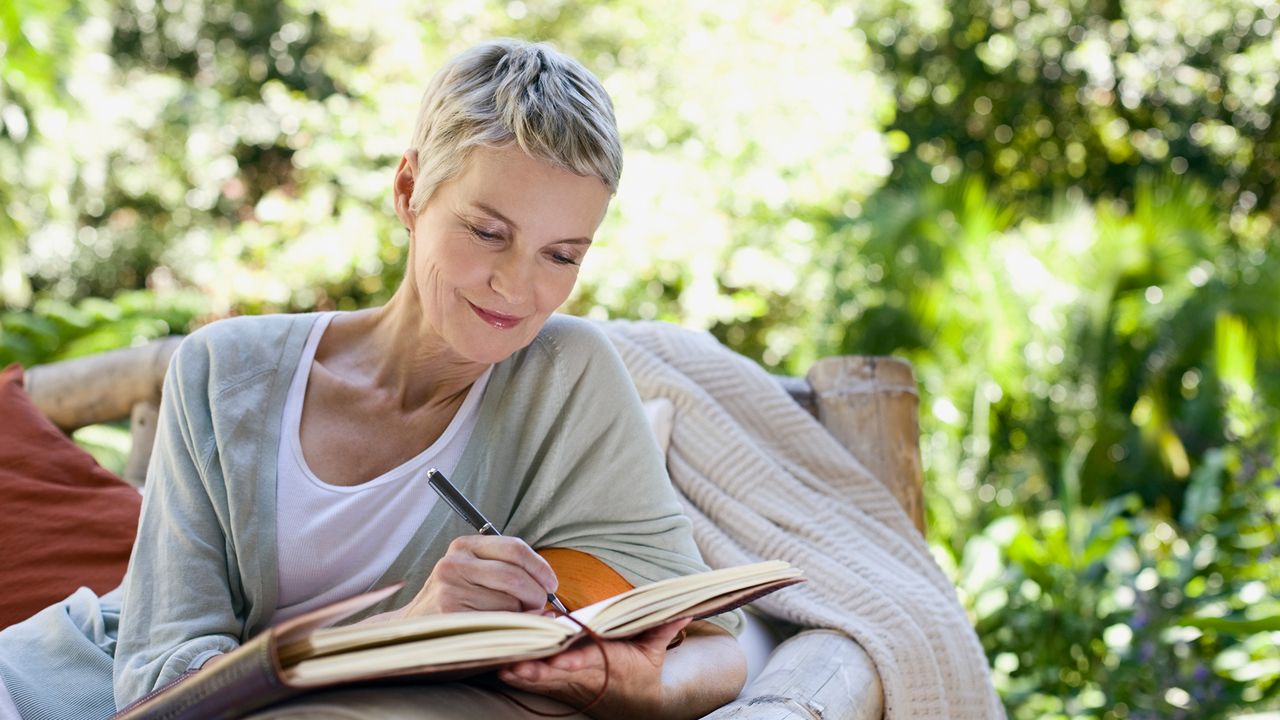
[444,536,556,609]
[503,636,612,684]
[504,618,691,685]
[407,535,559,615]
[539,643,601,672]
[452,535,558,593]
[499,648,604,686]
[498,632,671,712]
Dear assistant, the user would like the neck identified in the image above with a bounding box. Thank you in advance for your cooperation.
[320,284,490,411]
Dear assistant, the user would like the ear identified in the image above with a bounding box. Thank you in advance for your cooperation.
[393,149,420,229]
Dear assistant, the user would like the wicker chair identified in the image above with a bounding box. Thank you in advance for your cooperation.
[24,337,926,720]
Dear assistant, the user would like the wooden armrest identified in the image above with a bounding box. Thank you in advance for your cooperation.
[23,337,182,432]
[705,630,883,720]
[24,337,181,487]
[804,356,925,534]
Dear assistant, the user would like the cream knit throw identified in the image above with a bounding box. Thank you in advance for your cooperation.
[602,320,1004,720]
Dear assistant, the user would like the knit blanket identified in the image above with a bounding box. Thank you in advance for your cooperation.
[601,320,1004,720]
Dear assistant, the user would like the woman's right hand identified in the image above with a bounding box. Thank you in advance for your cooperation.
[394,535,560,618]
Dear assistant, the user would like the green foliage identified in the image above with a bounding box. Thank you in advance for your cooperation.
[0,289,207,367]
[963,406,1278,718]
[866,0,1280,212]
[810,171,1278,528]
[1,1,1278,716]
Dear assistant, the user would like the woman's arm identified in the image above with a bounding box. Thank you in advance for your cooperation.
[498,620,747,720]
[113,332,244,707]
[654,622,748,716]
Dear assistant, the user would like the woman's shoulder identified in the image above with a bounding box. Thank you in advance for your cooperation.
[520,313,621,374]
[187,311,309,343]
[530,313,612,355]
[170,312,321,389]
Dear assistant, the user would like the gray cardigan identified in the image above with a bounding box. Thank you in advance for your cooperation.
[0,312,735,720]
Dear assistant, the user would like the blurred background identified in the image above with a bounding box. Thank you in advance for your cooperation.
[1,0,1277,717]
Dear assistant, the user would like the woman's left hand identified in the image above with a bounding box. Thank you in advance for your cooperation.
[498,619,744,720]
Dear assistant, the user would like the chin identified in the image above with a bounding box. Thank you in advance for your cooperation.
[452,327,540,365]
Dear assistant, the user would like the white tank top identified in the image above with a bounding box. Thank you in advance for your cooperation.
[271,313,492,624]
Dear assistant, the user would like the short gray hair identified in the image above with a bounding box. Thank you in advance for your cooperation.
[407,39,623,214]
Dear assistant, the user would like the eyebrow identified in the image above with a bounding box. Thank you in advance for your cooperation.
[471,202,593,246]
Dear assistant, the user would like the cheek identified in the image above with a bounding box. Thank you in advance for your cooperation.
[416,231,486,287]
[536,270,580,310]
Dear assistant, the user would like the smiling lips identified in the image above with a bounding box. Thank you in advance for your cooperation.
[468,301,523,329]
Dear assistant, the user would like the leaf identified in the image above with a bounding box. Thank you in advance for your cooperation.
[1181,447,1226,527]
[1178,614,1280,635]
[1007,530,1054,587]
[1215,312,1256,395]
[54,318,169,360]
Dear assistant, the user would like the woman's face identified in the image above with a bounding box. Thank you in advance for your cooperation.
[395,144,612,365]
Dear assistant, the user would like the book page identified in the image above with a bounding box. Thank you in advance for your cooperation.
[286,626,573,684]
[282,611,573,665]
[569,560,801,636]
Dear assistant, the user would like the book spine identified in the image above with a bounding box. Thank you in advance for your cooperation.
[113,631,298,720]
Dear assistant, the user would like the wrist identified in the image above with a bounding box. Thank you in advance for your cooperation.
[355,604,408,626]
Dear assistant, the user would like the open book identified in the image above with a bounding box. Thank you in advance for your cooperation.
[115,560,803,720]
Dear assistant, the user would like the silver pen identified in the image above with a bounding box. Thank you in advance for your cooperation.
[426,468,570,615]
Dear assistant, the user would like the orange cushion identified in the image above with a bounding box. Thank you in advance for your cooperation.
[536,547,634,612]
[0,363,142,628]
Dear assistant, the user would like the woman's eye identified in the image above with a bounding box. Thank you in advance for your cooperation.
[550,251,579,266]
[470,227,502,242]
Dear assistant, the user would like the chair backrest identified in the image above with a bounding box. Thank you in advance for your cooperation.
[24,336,926,534]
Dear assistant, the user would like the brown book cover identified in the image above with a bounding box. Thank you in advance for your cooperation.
[113,561,804,720]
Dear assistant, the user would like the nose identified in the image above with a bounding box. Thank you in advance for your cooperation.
[489,251,532,307]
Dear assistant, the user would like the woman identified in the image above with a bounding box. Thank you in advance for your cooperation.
[0,39,746,719]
